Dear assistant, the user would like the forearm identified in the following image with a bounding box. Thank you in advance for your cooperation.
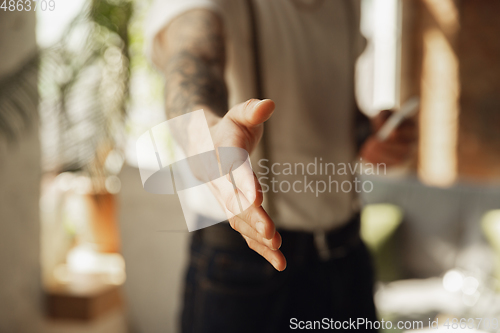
[163,50,228,126]
[153,9,229,126]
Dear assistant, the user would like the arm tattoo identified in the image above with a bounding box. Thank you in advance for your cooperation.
[162,11,228,120]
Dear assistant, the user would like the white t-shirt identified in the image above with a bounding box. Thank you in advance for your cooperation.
[145,0,365,232]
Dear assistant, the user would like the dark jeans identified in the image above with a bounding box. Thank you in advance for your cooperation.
[181,221,377,333]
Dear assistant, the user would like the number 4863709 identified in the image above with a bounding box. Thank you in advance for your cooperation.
[1,0,56,11]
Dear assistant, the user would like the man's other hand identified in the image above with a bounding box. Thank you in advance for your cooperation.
[360,110,418,166]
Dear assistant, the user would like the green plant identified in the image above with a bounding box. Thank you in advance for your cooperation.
[0,0,133,190]
[40,0,133,182]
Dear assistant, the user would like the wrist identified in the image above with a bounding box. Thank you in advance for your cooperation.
[198,107,223,128]
[181,107,223,157]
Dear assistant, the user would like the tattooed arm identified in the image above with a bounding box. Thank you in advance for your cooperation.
[153,9,228,124]
[152,9,286,271]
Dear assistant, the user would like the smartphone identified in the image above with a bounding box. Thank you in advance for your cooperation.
[376,97,420,141]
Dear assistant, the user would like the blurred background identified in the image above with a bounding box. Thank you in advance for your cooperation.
[1,0,500,332]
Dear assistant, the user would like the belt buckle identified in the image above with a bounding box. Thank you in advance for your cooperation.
[313,231,331,261]
[314,230,349,261]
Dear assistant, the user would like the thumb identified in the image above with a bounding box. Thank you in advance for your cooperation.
[227,99,275,128]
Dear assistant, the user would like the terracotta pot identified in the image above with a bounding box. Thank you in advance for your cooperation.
[86,193,120,253]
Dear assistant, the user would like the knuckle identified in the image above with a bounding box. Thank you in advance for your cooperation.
[239,210,252,225]
[244,99,259,110]
[245,238,254,249]
[263,239,274,249]
[223,193,235,211]
[228,218,237,230]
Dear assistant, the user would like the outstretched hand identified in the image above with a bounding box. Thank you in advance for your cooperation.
[202,99,286,271]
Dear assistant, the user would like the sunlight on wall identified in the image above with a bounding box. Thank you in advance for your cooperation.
[419,0,460,187]
[422,0,459,36]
